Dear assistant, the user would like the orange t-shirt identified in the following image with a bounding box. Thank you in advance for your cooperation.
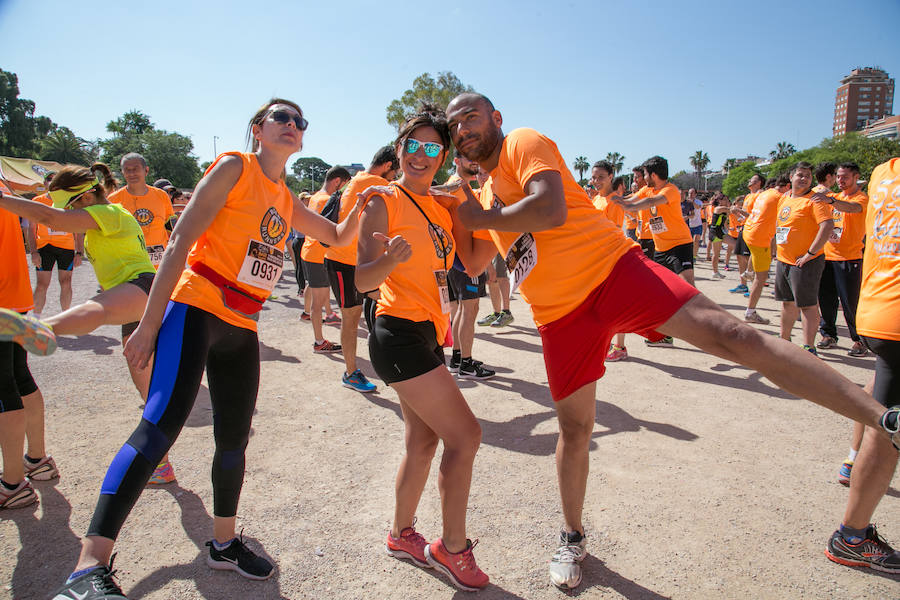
[624,210,638,230]
[824,189,868,261]
[472,128,637,326]
[645,183,692,251]
[324,171,388,266]
[0,183,33,312]
[32,193,75,250]
[109,186,174,266]
[592,194,624,228]
[727,211,747,238]
[300,190,331,264]
[742,188,780,247]
[172,152,293,331]
[633,187,653,240]
[856,158,900,341]
[774,191,834,264]
[374,185,455,345]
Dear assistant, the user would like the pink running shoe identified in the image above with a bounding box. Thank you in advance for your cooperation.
[605,345,628,362]
[386,523,430,568]
[148,460,176,485]
[425,538,489,591]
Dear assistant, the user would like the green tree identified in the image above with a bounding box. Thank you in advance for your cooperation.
[769,141,796,160]
[604,152,625,174]
[99,110,201,187]
[762,133,900,185]
[39,127,91,165]
[386,71,474,183]
[721,161,761,198]
[0,68,58,158]
[573,156,589,184]
[291,156,331,191]
[689,150,710,189]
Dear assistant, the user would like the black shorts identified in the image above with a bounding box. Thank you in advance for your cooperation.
[774,257,825,308]
[639,238,655,259]
[325,259,364,308]
[36,244,74,272]
[448,269,486,301]
[653,242,695,275]
[368,315,444,384]
[734,232,751,256]
[302,260,329,289]
[121,272,155,338]
[861,337,900,408]
[0,339,38,413]
[492,253,508,278]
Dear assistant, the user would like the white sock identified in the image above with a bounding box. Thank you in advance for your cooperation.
[847,449,858,462]
[745,308,755,316]
[315,339,324,345]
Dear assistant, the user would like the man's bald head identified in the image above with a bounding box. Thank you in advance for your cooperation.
[448,92,495,113]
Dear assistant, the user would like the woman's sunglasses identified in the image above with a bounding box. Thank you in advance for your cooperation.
[269,109,308,131]
[405,138,443,158]
[64,184,100,209]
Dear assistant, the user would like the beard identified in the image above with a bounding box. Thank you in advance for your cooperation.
[457,126,502,163]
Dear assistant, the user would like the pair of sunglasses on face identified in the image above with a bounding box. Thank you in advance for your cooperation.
[268,109,308,131]
[405,138,443,158]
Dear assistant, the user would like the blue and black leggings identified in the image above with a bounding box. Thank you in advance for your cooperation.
[87,301,260,540]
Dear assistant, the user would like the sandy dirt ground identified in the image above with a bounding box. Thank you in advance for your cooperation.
[2,254,898,600]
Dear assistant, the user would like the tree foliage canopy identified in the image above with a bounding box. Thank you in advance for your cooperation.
[385,71,475,183]
[723,133,900,197]
[99,110,201,187]
[291,156,331,191]
[0,68,58,158]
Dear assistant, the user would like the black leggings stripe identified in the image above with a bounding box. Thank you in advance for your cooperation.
[88,302,260,540]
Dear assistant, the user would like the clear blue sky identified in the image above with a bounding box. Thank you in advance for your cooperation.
[2,0,898,177]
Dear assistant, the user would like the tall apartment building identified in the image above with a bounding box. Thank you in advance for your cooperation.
[833,67,894,136]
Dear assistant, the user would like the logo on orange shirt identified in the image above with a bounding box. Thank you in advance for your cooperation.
[779,206,791,221]
[428,224,453,258]
[134,208,154,226]
[260,207,287,245]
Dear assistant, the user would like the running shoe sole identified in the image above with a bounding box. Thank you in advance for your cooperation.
[206,555,274,580]
[423,545,482,592]
[457,371,495,380]
[0,309,57,356]
[385,544,431,568]
[342,381,377,393]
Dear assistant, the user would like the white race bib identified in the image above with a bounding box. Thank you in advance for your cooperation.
[434,270,450,314]
[829,227,843,243]
[147,245,165,267]
[236,239,284,292]
[775,227,790,245]
[649,216,667,234]
[505,233,537,293]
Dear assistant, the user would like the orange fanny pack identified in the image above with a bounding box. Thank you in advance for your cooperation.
[190,262,266,315]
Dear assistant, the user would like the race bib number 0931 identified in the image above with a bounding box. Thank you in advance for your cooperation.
[236,239,284,291]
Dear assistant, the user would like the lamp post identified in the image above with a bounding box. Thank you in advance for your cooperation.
[213,135,219,157]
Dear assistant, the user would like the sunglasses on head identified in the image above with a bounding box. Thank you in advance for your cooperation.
[405,138,443,158]
[268,109,308,131]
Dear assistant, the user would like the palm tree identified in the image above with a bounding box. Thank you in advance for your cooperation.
[689,150,710,189]
[722,158,738,174]
[573,156,590,183]
[769,141,797,160]
[39,128,90,165]
[605,152,625,174]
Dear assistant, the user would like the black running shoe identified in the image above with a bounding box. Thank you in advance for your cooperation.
[206,533,275,580]
[825,526,900,573]
[52,555,127,599]
[458,358,496,380]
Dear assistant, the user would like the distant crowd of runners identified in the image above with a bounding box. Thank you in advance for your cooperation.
[0,93,897,598]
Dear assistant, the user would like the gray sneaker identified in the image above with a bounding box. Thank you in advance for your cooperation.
[744,311,770,325]
[490,311,514,327]
[549,530,587,590]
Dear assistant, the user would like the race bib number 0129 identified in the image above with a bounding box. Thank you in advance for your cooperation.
[505,232,537,293]
[236,239,284,292]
